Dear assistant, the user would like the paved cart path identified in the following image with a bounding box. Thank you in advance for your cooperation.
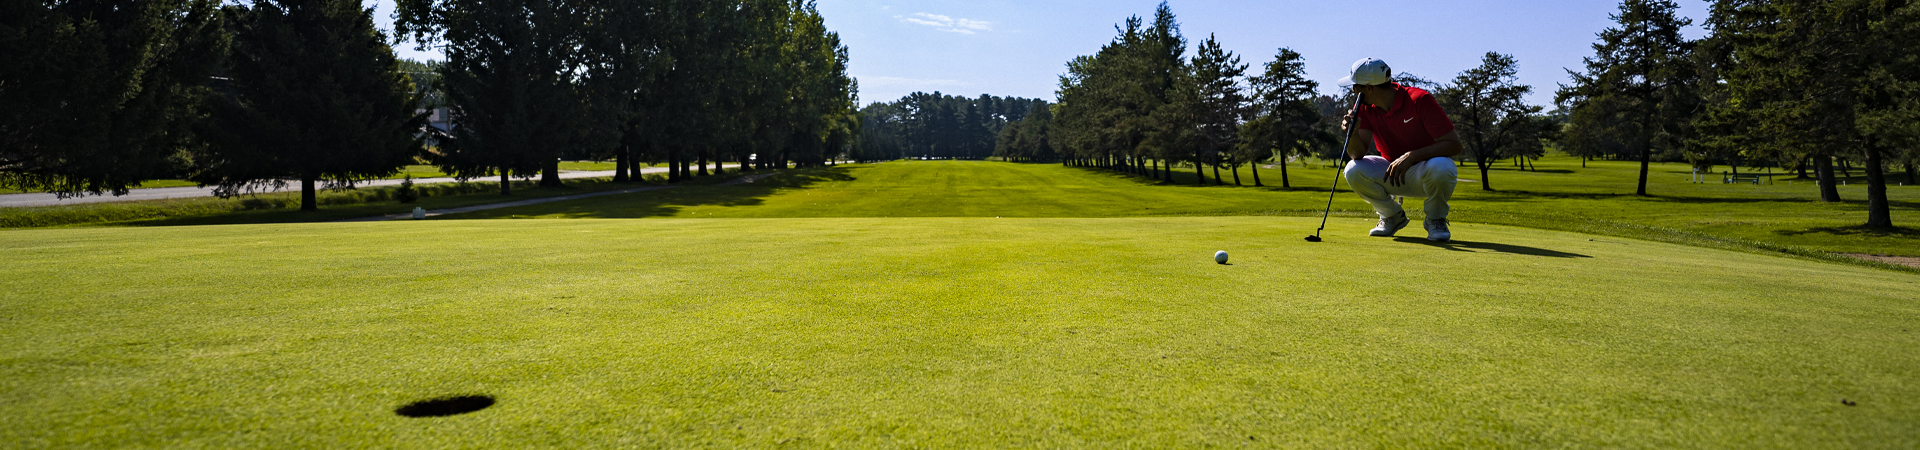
[0,164,744,207]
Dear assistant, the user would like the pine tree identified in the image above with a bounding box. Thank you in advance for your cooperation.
[1702,0,1915,227]
[1439,52,1544,192]
[1556,0,1698,196]
[1,0,225,197]
[1241,47,1328,188]
[193,0,425,211]
[396,0,590,195]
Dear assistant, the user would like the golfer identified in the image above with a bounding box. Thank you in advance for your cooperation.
[1338,58,1463,241]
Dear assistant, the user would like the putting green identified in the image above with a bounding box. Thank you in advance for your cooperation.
[3,217,1915,447]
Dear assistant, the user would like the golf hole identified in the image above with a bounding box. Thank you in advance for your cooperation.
[395,395,495,418]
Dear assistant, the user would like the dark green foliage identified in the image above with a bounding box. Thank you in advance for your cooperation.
[1240,48,1330,188]
[397,0,588,194]
[1438,52,1546,191]
[192,0,426,211]
[994,99,1056,162]
[1699,0,1915,227]
[1054,3,1188,179]
[396,176,419,203]
[861,92,1045,160]
[0,0,226,197]
[1556,0,1700,196]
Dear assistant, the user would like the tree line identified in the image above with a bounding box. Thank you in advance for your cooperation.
[855,92,1047,161]
[1,0,857,210]
[1025,0,1913,229]
[1041,3,1344,188]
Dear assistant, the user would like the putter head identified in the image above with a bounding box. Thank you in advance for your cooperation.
[1303,235,1322,242]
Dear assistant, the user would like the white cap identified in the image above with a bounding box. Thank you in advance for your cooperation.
[1337,58,1391,87]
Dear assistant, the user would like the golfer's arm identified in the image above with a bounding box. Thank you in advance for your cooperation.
[1345,129,1375,160]
[1402,131,1463,164]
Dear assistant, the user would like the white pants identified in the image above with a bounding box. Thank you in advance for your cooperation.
[1344,156,1457,220]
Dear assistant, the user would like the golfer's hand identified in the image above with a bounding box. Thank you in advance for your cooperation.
[1341,113,1353,132]
[1387,154,1413,187]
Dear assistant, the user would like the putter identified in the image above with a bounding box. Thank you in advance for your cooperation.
[1305,92,1366,243]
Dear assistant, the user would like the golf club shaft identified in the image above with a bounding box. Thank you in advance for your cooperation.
[1314,93,1367,236]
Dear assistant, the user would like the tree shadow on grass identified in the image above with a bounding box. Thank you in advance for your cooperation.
[1391,237,1592,258]
[436,166,858,220]
[1775,225,1920,238]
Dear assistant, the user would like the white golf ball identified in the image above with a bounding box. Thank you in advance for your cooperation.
[1214,250,1228,264]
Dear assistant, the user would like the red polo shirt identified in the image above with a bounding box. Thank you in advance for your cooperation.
[1354,83,1454,160]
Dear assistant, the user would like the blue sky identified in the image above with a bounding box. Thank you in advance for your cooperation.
[376,0,1713,107]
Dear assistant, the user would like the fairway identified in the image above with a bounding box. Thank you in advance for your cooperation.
[4,217,1916,448]
[446,159,1920,258]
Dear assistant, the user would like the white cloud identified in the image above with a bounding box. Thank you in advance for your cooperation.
[896,12,991,34]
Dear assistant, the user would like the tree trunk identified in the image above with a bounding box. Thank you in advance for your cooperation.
[667,152,680,183]
[1864,141,1890,228]
[1231,164,1242,185]
[1279,157,1290,188]
[1477,158,1494,191]
[1816,154,1840,202]
[1906,162,1915,185]
[500,169,512,196]
[1251,162,1263,187]
[1798,157,1810,179]
[1636,140,1652,196]
[300,176,317,211]
[613,144,630,182]
[1211,162,1222,185]
[697,151,709,177]
[540,158,561,187]
[1194,155,1206,185]
[629,148,645,182]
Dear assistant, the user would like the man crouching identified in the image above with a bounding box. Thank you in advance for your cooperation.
[1338,58,1463,242]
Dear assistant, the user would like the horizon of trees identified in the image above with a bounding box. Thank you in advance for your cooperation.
[855,92,1046,162]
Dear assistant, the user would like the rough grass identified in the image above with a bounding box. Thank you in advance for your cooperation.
[2,218,1915,448]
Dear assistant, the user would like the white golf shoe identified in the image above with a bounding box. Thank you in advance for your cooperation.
[1425,218,1452,242]
[1369,212,1410,237]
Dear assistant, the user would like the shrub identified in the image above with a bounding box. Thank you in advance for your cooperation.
[396,176,419,203]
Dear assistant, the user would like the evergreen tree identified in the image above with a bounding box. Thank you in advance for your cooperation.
[1241,47,1328,188]
[1556,0,1699,196]
[192,0,425,211]
[1701,0,1915,226]
[397,0,591,195]
[1183,35,1250,185]
[1438,52,1544,191]
[1,0,226,197]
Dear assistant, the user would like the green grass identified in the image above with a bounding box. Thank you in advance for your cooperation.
[6,157,1918,447]
[448,158,1920,258]
[2,218,1915,447]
